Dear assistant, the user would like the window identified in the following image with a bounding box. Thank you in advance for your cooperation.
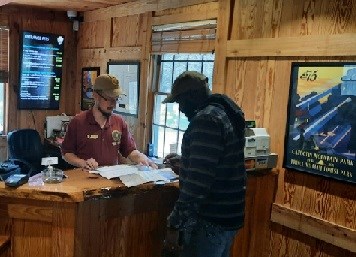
[151,53,214,158]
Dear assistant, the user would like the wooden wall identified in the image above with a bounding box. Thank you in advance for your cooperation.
[78,0,218,152]
[214,0,356,256]
[77,13,150,151]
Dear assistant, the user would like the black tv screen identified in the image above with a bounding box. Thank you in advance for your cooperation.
[18,31,65,110]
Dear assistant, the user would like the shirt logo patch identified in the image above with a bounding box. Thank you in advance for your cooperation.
[87,134,99,139]
[112,130,121,145]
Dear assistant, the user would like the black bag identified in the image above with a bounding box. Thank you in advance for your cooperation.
[0,161,21,181]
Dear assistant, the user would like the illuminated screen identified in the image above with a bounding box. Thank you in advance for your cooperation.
[18,31,65,110]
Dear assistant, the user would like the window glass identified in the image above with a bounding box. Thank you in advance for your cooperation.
[174,54,190,60]
[166,102,179,128]
[188,62,202,73]
[178,112,189,131]
[162,54,174,60]
[164,128,179,156]
[159,62,173,92]
[172,62,187,84]
[177,131,184,155]
[203,62,214,88]
[152,125,165,157]
[187,54,202,61]
[203,53,215,61]
[153,94,167,126]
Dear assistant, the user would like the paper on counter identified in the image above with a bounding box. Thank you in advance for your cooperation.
[92,165,139,179]
[92,164,178,187]
[119,173,148,187]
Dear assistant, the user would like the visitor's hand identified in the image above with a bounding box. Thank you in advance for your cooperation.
[163,153,181,174]
[162,227,181,257]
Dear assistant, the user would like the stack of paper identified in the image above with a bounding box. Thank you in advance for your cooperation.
[90,165,178,187]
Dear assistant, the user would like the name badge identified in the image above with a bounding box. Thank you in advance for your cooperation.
[87,134,99,139]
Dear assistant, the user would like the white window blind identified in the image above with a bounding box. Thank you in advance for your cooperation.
[151,19,216,54]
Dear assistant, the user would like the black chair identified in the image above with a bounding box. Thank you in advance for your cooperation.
[7,128,45,176]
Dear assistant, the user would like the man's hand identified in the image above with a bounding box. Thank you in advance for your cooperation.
[163,153,181,174]
[128,150,158,169]
[84,158,98,170]
[162,227,181,257]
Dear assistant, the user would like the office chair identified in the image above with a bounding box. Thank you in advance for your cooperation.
[7,128,45,176]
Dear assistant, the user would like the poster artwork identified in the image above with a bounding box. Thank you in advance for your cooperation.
[284,63,356,184]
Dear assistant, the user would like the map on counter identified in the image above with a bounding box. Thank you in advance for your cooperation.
[90,165,178,187]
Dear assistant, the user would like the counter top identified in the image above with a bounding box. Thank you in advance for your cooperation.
[0,168,178,203]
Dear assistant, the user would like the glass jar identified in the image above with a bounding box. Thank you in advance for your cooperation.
[41,166,63,183]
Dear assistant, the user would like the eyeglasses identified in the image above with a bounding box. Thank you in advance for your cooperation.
[96,91,121,103]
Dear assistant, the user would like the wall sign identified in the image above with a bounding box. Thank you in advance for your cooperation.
[284,62,356,184]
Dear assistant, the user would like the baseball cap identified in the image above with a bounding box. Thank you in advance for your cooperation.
[93,74,123,98]
[162,71,210,103]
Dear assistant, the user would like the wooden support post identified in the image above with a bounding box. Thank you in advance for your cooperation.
[213,0,231,94]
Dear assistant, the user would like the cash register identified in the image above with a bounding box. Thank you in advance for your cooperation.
[244,127,277,171]
[44,115,74,170]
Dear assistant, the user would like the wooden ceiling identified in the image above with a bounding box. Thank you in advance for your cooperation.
[0,0,139,11]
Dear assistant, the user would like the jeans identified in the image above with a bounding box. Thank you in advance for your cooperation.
[180,220,237,257]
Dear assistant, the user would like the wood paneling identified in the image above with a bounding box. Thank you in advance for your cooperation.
[112,14,142,47]
[0,235,10,257]
[231,171,278,257]
[212,0,230,93]
[227,34,356,57]
[0,0,132,11]
[8,204,53,222]
[84,0,218,22]
[224,0,356,256]
[0,170,179,257]
[0,136,7,162]
[152,1,218,25]
[79,20,107,49]
[271,203,356,253]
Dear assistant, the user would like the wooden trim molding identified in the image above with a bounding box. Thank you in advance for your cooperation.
[152,1,218,25]
[0,235,10,253]
[8,204,53,222]
[227,33,356,57]
[212,0,230,94]
[84,0,217,22]
[271,203,356,253]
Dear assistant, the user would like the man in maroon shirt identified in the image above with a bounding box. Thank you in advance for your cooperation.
[61,74,156,170]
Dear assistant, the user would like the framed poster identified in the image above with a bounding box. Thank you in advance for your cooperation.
[81,67,100,110]
[107,61,140,117]
[284,62,356,184]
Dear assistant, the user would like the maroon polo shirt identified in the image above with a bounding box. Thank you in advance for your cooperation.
[61,110,137,166]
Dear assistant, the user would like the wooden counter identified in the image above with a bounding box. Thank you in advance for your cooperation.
[0,169,179,257]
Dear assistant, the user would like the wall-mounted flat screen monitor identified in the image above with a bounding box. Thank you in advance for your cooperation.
[18,31,65,110]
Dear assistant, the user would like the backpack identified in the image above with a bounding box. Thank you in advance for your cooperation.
[0,161,21,181]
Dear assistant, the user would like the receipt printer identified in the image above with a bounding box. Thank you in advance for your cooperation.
[244,128,270,157]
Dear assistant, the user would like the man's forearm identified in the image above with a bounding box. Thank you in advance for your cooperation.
[63,153,86,168]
